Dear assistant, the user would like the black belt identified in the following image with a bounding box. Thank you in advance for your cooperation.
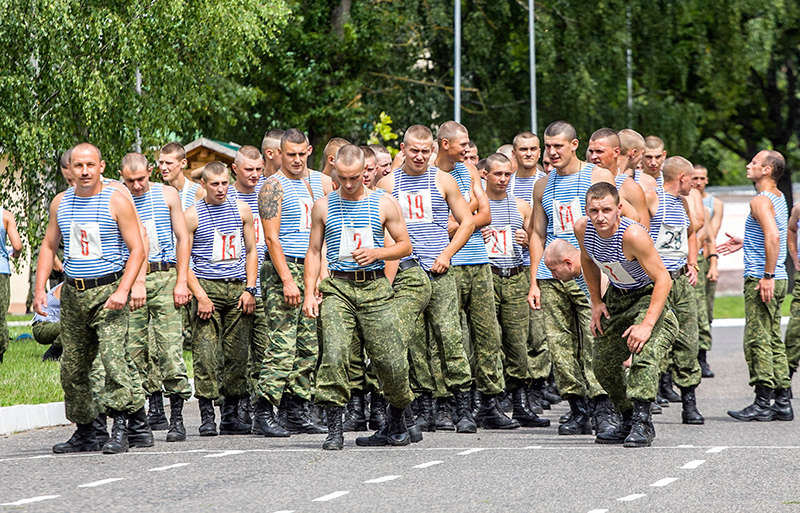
[266,254,304,265]
[398,259,420,272]
[66,271,124,291]
[669,267,687,280]
[147,262,176,273]
[491,265,525,278]
[331,269,385,282]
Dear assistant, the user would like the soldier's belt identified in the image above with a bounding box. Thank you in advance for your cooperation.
[147,262,176,273]
[266,253,305,265]
[668,267,687,280]
[490,265,525,278]
[66,271,124,291]
[331,269,386,282]
[398,259,420,272]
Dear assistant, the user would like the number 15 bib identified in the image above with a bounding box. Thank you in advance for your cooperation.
[399,190,433,224]
[69,221,102,260]
[212,229,241,263]
[553,197,581,236]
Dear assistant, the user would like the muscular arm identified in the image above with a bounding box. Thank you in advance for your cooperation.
[302,198,327,318]
[620,177,650,230]
[109,191,147,309]
[33,195,63,315]
[468,165,491,229]
[527,179,548,309]
[435,172,474,273]
[260,177,300,305]
[164,186,190,306]
[788,203,800,269]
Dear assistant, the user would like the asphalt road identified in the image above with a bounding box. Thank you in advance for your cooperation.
[1,325,799,512]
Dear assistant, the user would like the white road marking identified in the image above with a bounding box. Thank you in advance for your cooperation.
[524,446,542,449]
[458,448,485,455]
[706,446,728,453]
[681,460,706,469]
[677,445,694,448]
[650,477,679,487]
[312,491,350,502]
[0,495,60,506]
[586,509,609,513]
[273,510,295,513]
[78,478,124,488]
[205,450,245,458]
[413,461,443,469]
[617,493,646,501]
[148,463,191,472]
[364,475,401,484]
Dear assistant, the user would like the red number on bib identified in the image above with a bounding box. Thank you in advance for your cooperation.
[80,229,90,256]
[353,232,362,250]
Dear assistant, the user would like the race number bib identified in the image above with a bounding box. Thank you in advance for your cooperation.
[654,223,688,259]
[338,225,374,262]
[68,221,102,260]
[212,229,240,263]
[298,197,313,233]
[485,225,513,257]
[143,218,161,258]
[398,190,433,224]
[591,256,638,287]
[553,197,581,236]
[253,217,265,245]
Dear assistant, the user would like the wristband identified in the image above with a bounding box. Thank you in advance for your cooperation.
[708,254,718,259]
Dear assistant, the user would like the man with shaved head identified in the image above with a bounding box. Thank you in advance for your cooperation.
[643,136,667,186]
[618,129,646,178]
[261,129,285,178]
[322,137,350,177]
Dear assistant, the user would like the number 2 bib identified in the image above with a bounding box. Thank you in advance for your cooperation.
[654,223,688,260]
[338,225,374,262]
[399,190,433,224]
[485,225,513,257]
[69,221,102,260]
[212,229,240,263]
[553,197,581,236]
[591,256,638,287]
[298,197,313,232]
[143,218,161,258]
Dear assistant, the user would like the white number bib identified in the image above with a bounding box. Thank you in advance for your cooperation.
[485,225,513,257]
[143,218,161,258]
[212,229,240,263]
[68,221,102,260]
[399,190,433,224]
[299,197,313,233]
[553,197,581,236]
[591,256,638,287]
[253,217,265,245]
[338,225,374,262]
[654,223,688,260]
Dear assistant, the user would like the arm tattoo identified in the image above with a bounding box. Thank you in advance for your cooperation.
[258,178,283,220]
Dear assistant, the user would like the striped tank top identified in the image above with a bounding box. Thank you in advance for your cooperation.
[304,170,325,201]
[702,194,715,218]
[228,177,267,297]
[584,216,653,290]
[132,183,176,264]
[275,174,314,258]
[191,198,246,281]
[180,180,201,212]
[487,194,524,268]
[614,173,630,190]
[634,169,663,187]
[744,191,788,279]
[58,187,126,278]
[0,208,9,274]
[450,162,490,265]
[536,163,595,280]
[392,167,450,271]
[325,189,385,272]
[649,187,689,271]
[511,171,544,265]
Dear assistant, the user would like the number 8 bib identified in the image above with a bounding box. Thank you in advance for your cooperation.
[398,190,433,224]
[69,221,102,260]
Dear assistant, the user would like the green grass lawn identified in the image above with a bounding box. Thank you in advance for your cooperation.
[713,294,792,319]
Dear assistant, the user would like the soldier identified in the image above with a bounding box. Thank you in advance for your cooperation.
[303,144,415,449]
[35,143,147,454]
[785,202,800,393]
[360,145,379,189]
[721,150,793,422]
[465,140,479,166]
[369,144,393,178]
[0,202,22,363]
[159,142,206,211]
[574,182,678,447]
[322,137,351,177]
[185,161,258,436]
[617,129,647,183]
[642,136,666,186]
[261,129,285,178]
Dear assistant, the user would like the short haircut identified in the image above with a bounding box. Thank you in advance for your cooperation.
[161,142,186,161]
[693,164,708,173]
[585,181,620,205]
[120,152,149,173]
[359,145,376,160]
[545,238,579,265]
[280,128,309,149]
[544,120,577,141]
[485,153,511,172]
[589,128,620,147]
[336,144,365,168]
[235,145,262,166]
[437,120,468,142]
[763,150,785,181]
[59,149,72,170]
[644,135,665,151]
[324,137,350,160]
[476,158,487,171]
[618,129,644,155]
[513,131,539,149]
[261,129,284,156]
[368,144,390,157]
[70,143,102,163]
[496,144,514,160]
[404,124,433,144]
[201,161,228,182]
[661,156,693,182]
[468,140,477,149]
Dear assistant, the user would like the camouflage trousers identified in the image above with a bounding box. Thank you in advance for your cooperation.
[60,278,145,424]
[128,268,192,399]
[784,273,800,373]
[247,297,270,403]
[664,274,701,388]
[595,284,678,412]
[695,256,713,351]
[743,277,790,388]
[258,260,317,405]
[452,264,505,395]
[391,264,433,394]
[315,276,414,408]
[181,303,193,351]
[0,274,8,359]
[192,279,251,400]
[539,279,605,398]
[524,268,550,381]
[346,331,380,394]
[33,321,61,347]
[492,270,529,391]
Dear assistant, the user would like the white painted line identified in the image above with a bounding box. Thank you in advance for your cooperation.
[677,444,694,448]
[650,477,679,487]
[78,478,124,488]
[1,495,60,506]
[681,460,706,469]
[204,450,245,458]
[712,317,789,328]
[312,491,350,502]
[617,494,646,502]
[413,461,443,469]
[273,510,295,513]
[148,463,191,472]
[706,446,728,453]
[364,475,401,484]
[30,455,55,459]
[458,448,485,455]
[586,510,609,513]
[524,446,543,449]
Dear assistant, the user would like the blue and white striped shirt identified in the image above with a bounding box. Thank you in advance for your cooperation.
[450,162,490,266]
[191,198,246,281]
[275,174,314,259]
[304,170,325,201]
[325,190,385,272]
[510,172,544,266]
[584,216,653,290]
[132,183,176,264]
[649,187,689,271]
[0,208,9,275]
[744,191,788,280]
[180,180,201,212]
[487,194,524,269]
[228,177,267,297]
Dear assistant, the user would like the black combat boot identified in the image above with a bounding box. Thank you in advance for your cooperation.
[323,406,345,450]
[655,393,669,406]
[166,395,187,442]
[679,386,705,425]
[790,368,795,399]
[558,395,592,435]
[127,407,155,448]
[728,385,774,422]
[454,391,478,433]
[42,344,62,361]
[771,388,794,421]
[252,397,291,437]
[146,391,169,431]
[651,402,663,414]
[356,404,410,447]
[698,349,714,378]
[414,392,436,432]
[559,411,573,424]
[198,397,218,436]
[283,394,326,434]
[53,423,100,454]
[276,393,290,429]
[93,413,110,446]
[471,389,483,419]
[342,390,368,432]
[404,406,424,443]
[238,396,253,428]
[530,378,551,410]
[659,372,681,403]
[102,410,129,454]
[543,378,562,405]
[596,408,633,444]
[477,392,520,430]
[368,393,388,431]
[623,400,655,448]
[592,395,618,436]
[434,397,456,431]
[511,387,550,427]
[525,384,544,414]
[219,396,252,435]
